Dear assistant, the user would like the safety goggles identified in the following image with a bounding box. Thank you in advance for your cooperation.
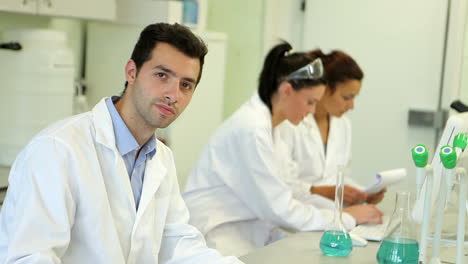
[286,58,324,81]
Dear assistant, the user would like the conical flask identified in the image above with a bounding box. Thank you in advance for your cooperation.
[376,191,419,264]
[319,165,353,257]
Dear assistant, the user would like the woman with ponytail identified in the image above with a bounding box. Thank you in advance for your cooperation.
[183,43,383,257]
[278,49,386,206]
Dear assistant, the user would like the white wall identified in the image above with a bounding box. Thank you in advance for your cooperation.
[205,0,265,118]
[85,22,139,105]
[442,0,468,111]
[262,0,304,52]
[460,6,468,104]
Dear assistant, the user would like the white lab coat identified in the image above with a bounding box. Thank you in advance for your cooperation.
[277,114,362,190]
[183,94,356,256]
[0,98,242,264]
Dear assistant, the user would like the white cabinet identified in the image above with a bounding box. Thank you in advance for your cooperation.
[0,0,116,21]
[114,0,182,25]
[38,0,116,20]
[0,0,36,14]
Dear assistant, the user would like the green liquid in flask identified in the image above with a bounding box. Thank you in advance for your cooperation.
[376,237,419,264]
[319,230,353,257]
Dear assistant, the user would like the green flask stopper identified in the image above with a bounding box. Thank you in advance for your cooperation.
[412,144,428,168]
[440,145,456,169]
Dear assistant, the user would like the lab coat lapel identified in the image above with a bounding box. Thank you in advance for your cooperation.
[306,115,325,164]
[136,150,167,222]
[92,98,137,215]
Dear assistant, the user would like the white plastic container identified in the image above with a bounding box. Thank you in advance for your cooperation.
[0,29,75,166]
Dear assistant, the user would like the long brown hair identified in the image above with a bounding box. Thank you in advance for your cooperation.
[308,49,363,93]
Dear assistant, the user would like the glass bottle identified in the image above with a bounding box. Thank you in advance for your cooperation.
[376,191,419,264]
[319,165,353,257]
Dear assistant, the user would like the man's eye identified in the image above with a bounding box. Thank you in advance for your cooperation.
[182,82,193,90]
[156,72,167,78]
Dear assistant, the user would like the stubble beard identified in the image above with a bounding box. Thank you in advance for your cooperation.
[132,90,170,130]
[139,99,176,129]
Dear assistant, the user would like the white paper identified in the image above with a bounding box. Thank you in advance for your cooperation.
[364,168,407,194]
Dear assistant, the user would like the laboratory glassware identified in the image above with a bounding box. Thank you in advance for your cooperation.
[376,192,419,264]
[412,144,433,262]
[319,165,353,257]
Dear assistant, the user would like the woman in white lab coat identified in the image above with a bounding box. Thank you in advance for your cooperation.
[278,49,386,206]
[183,43,383,257]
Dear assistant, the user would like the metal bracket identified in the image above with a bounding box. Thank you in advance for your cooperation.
[408,109,448,129]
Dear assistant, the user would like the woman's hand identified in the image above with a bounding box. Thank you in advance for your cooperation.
[343,204,384,225]
[310,185,368,206]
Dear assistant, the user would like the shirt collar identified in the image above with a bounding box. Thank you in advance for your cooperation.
[106,96,157,158]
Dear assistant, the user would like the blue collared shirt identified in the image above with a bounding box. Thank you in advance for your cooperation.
[106,96,157,210]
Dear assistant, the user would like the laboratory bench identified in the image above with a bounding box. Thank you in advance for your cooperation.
[240,231,468,264]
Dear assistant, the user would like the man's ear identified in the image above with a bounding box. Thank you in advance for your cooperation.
[125,59,137,86]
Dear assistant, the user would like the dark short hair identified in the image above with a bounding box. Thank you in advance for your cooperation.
[258,41,327,112]
[308,49,363,93]
[122,23,208,94]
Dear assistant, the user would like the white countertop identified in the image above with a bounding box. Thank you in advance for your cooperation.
[240,232,380,264]
[240,231,467,264]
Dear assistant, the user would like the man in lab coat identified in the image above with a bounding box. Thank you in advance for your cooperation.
[0,23,242,264]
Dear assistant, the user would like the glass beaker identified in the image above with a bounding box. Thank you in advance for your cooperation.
[319,165,353,257]
[376,191,419,264]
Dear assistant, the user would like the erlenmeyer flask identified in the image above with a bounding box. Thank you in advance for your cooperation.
[376,191,419,264]
[319,165,353,257]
